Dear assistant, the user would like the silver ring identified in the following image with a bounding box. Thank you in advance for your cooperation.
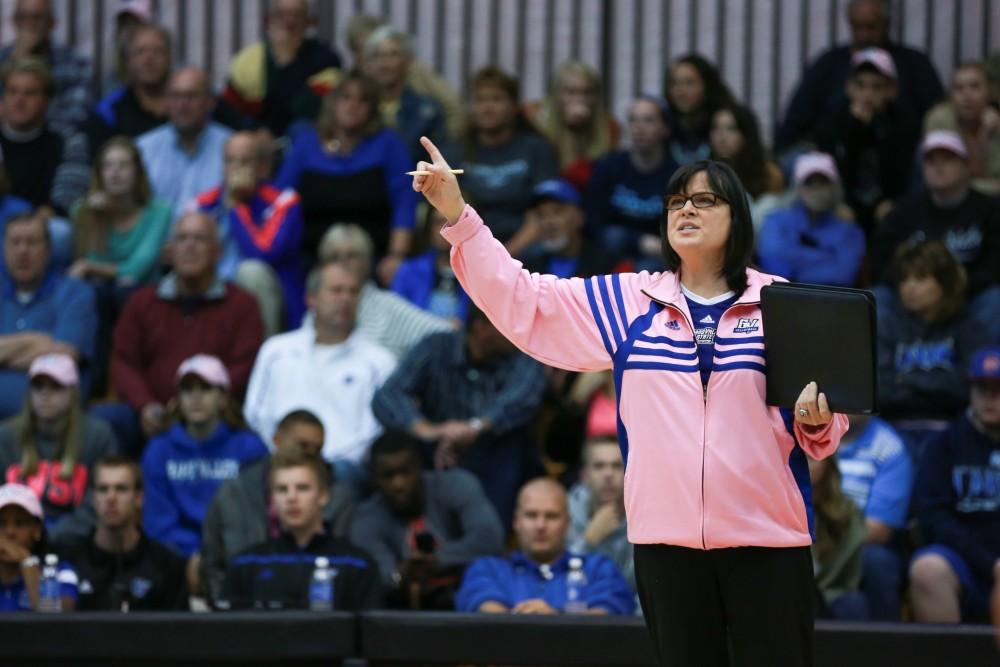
[798,408,808,417]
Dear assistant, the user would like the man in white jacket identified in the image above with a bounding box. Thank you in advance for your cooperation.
[244,261,396,498]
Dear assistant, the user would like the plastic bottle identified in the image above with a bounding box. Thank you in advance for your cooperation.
[37,554,62,613]
[564,557,588,614]
[308,556,334,611]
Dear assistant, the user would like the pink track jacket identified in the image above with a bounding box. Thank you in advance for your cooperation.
[442,205,848,549]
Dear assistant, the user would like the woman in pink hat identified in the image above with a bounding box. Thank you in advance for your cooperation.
[141,354,267,596]
[0,482,78,611]
[0,353,116,546]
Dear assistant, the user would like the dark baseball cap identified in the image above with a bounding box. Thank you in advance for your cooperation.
[532,179,582,207]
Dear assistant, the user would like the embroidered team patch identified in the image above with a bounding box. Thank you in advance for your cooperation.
[733,317,760,334]
[694,327,715,345]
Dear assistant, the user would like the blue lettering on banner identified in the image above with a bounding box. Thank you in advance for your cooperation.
[733,318,760,334]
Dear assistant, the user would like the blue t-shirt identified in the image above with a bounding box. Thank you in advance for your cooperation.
[0,562,78,611]
[837,417,914,529]
[683,286,738,387]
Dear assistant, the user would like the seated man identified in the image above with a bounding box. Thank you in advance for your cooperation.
[244,261,396,496]
[349,430,504,608]
[835,415,913,620]
[317,223,452,359]
[456,477,634,615]
[372,305,546,527]
[0,56,88,258]
[194,131,306,334]
[517,179,616,278]
[909,346,1000,623]
[136,67,232,221]
[0,213,96,418]
[567,436,633,591]
[200,409,354,605]
[0,0,91,137]
[87,23,170,150]
[63,455,188,611]
[95,211,264,454]
[221,446,381,611]
[872,130,1000,312]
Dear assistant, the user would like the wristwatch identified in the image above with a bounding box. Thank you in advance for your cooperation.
[20,555,39,569]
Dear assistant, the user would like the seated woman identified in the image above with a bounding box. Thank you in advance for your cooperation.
[924,61,1000,195]
[525,60,620,193]
[877,240,989,464]
[142,355,268,565]
[0,354,116,547]
[756,152,866,287]
[0,482,77,611]
[69,137,172,391]
[809,454,869,621]
[708,102,785,228]
[390,205,469,325]
[663,54,736,166]
[459,66,558,251]
[586,95,678,271]
[274,71,416,285]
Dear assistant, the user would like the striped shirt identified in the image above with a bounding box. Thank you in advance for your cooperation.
[356,282,453,359]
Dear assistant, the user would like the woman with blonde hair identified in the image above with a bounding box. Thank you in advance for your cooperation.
[275,71,416,285]
[0,354,117,546]
[527,60,620,192]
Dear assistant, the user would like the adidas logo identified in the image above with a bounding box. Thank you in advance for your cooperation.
[699,314,715,324]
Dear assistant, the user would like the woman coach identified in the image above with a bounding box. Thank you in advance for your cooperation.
[412,136,847,667]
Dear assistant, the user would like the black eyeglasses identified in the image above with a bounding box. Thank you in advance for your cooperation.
[664,192,727,212]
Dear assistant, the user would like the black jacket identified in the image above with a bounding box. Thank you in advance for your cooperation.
[62,531,189,611]
[221,530,381,610]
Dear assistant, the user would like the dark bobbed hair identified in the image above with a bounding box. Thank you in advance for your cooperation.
[276,409,324,433]
[660,160,755,296]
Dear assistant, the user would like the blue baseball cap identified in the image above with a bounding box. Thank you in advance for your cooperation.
[969,346,1000,382]
[532,179,582,207]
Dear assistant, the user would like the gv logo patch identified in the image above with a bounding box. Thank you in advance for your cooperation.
[733,318,760,334]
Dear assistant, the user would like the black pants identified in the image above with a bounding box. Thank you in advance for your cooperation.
[634,543,815,667]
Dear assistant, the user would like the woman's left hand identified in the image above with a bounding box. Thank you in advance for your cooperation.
[794,381,833,428]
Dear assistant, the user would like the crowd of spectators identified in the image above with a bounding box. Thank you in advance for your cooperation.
[0,0,998,629]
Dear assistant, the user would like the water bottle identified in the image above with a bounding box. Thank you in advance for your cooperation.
[308,557,334,611]
[37,554,62,613]
[564,557,588,614]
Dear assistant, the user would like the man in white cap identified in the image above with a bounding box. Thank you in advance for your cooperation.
[874,129,1000,323]
[0,482,78,611]
[757,151,866,287]
[811,46,921,232]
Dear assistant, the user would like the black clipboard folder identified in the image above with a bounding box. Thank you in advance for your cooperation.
[760,282,878,414]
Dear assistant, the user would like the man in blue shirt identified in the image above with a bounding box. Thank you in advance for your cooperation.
[836,415,913,620]
[0,212,96,417]
[136,67,232,223]
[456,477,634,615]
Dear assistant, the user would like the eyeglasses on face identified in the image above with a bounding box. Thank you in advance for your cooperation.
[664,192,727,212]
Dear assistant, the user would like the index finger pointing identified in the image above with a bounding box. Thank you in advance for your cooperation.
[420,135,447,165]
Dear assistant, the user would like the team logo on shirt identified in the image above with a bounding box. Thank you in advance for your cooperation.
[130,577,152,599]
[733,318,760,334]
[665,320,680,331]
[694,327,715,345]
